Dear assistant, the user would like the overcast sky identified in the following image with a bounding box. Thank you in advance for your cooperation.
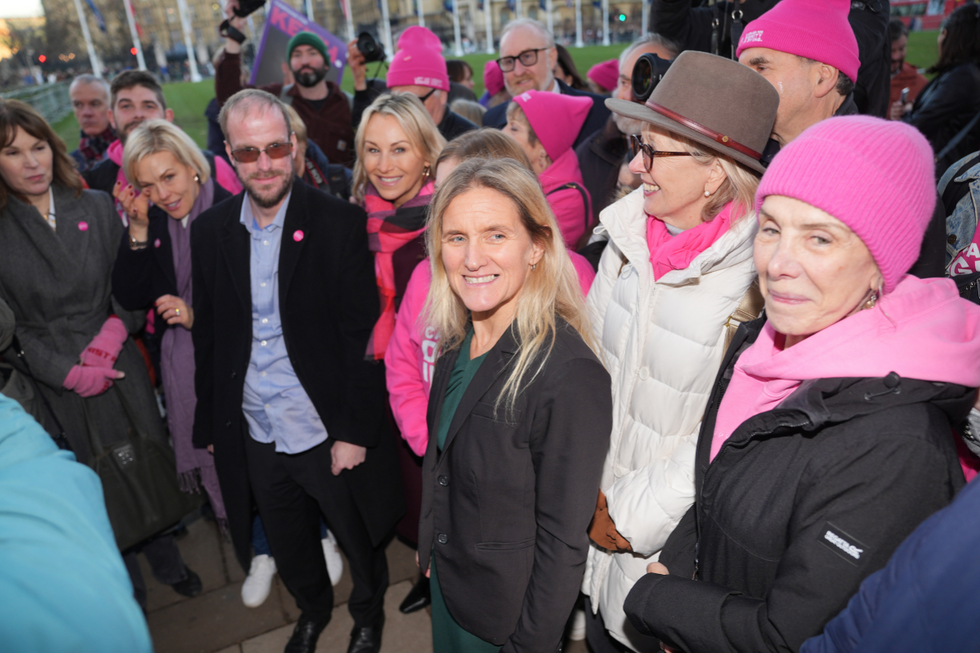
[2,0,45,18]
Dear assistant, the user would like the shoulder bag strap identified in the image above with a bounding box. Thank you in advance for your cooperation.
[723,278,764,354]
[546,182,592,235]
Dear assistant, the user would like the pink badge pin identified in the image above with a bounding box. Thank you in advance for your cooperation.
[78,221,88,231]
[293,230,304,242]
[154,238,161,248]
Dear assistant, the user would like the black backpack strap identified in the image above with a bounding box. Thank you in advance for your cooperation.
[546,182,592,236]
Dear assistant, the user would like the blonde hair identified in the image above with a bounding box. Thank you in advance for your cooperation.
[283,104,307,145]
[352,93,446,204]
[672,130,760,222]
[123,119,210,191]
[436,127,532,172]
[505,101,541,150]
[424,157,593,413]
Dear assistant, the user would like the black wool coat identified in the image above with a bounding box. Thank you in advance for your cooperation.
[190,180,403,571]
[419,319,612,652]
[623,317,969,653]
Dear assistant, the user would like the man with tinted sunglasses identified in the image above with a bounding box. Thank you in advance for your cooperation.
[481,18,611,151]
[193,89,403,653]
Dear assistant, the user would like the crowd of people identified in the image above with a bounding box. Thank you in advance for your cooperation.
[3,0,980,652]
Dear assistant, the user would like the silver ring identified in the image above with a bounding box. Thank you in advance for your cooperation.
[175,308,180,316]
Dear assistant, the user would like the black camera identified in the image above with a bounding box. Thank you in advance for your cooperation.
[219,0,266,43]
[631,53,673,103]
[357,32,386,63]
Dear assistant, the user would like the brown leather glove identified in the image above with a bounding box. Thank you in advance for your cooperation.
[588,489,633,553]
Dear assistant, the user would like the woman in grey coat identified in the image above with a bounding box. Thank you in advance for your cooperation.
[0,99,201,607]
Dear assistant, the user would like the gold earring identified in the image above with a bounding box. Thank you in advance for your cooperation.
[864,288,879,310]
[422,165,430,179]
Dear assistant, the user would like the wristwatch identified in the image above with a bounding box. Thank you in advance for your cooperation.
[129,234,149,249]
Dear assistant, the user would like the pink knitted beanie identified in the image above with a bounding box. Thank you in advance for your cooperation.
[512,90,592,160]
[756,116,936,293]
[387,26,449,91]
[587,59,619,92]
[735,0,859,83]
[484,59,504,96]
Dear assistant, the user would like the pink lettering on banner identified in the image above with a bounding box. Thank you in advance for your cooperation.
[287,16,304,35]
[269,6,288,31]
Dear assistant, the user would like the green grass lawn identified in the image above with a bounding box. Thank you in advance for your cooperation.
[53,34,942,153]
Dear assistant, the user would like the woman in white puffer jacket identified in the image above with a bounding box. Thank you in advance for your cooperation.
[581,51,779,652]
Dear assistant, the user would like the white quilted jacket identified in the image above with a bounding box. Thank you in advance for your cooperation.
[582,188,758,651]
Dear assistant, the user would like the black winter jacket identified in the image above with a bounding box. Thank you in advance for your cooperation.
[908,61,980,175]
[575,116,629,222]
[623,317,969,653]
[650,0,891,118]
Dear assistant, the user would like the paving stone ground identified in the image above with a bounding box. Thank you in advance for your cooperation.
[141,516,590,653]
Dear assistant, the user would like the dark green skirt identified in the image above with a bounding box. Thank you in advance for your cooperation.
[430,556,503,653]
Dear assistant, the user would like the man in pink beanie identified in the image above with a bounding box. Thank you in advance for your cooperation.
[348,26,477,141]
[736,0,861,150]
[648,0,890,117]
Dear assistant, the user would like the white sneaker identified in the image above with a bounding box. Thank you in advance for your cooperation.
[568,608,586,641]
[322,531,343,586]
[241,554,277,608]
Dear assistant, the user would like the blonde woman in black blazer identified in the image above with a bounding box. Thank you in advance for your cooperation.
[418,158,612,652]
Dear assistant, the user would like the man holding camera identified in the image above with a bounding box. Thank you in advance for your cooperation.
[217,0,354,166]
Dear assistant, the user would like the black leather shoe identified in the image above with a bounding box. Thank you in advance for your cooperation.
[398,576,430,614]
[347,617,383,653]
[171,567,203,598]
[285,614,331,653]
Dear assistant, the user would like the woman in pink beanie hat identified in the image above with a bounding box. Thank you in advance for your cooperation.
[587,59,619,95]
[621,115,980,653]
[506,90,594,249]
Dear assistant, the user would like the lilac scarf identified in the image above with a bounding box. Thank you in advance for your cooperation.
[159,180,226,525]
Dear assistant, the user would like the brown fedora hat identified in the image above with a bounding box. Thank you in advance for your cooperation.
[607,50,779,174]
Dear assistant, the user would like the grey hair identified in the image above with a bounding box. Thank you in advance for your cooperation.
[618,33,680,67]
[218,88,292,144]
[69,74,110,102]
[500,18,555,48]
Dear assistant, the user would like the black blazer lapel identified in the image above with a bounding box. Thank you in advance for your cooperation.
[219,194,251,311]
[439,326,520,456]
[278,180,311,304]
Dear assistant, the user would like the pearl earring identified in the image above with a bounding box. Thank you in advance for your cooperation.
[864,289,879,310]
[704,189,711,197]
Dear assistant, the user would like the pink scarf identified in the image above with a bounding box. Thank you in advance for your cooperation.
[364,181,435,360]
[646,202,737,280]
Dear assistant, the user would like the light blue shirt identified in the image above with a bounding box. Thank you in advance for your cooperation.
[240,192,329,454]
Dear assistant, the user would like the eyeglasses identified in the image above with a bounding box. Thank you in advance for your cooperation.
[496,47,549,73]
[229,141,293,163]
[629,134,693,172]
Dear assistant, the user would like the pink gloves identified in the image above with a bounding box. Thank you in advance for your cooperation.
[79,316,128,368]
[63,365,124,398]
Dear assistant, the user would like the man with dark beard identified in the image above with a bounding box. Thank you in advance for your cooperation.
[217,0,354,166]
[192,89,402,653]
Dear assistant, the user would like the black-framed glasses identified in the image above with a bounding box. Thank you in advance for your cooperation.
[229,141,294,163]
[629,134,693,172]
[496,47,549,72]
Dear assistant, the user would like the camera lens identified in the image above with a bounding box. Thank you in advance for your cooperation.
[357,32,386,63]
[631,56,653,102]
[631,53,672,103]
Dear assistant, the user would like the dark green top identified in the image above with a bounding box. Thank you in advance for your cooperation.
[436,330,489,452]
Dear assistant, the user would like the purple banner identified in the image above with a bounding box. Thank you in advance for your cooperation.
[250,0,347,88]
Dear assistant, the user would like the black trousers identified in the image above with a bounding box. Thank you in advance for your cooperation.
[244,435,388,626]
